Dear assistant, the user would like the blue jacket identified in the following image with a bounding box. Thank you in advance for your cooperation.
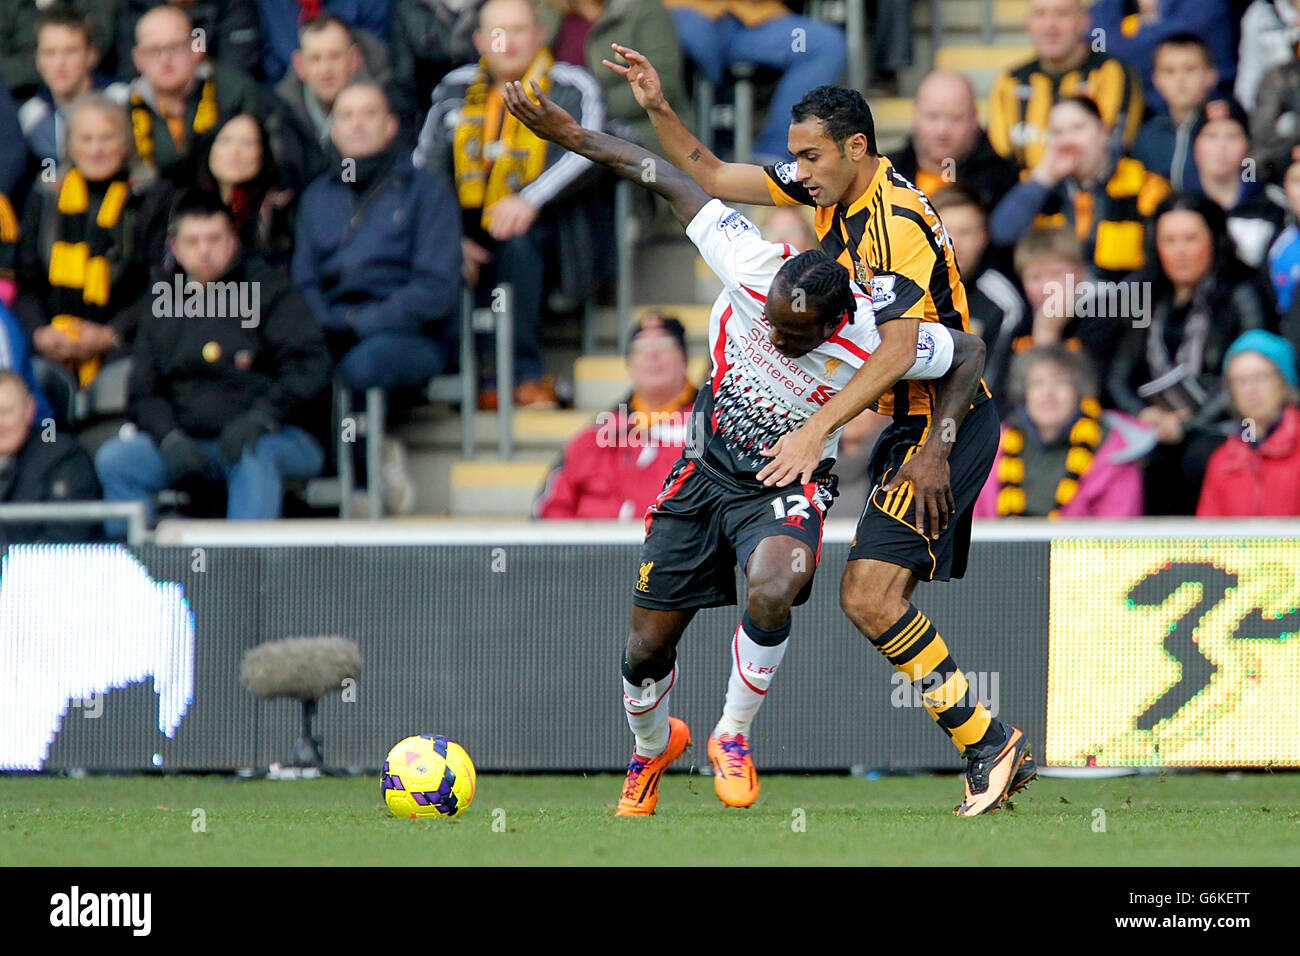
[0,84,27,199]
[0,301,54,424]
[1090,0,1237,115]
[1132,111,1202,191]
[292,152,462,342]
[258,0,393,84]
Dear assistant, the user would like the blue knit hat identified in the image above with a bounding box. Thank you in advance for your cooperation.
[1224,329,1299,388]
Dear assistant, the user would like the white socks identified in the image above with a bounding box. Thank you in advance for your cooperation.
[716,623,789,739]
[623,663,677,757]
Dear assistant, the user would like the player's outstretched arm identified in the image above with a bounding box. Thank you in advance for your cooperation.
[503,79,711,226]
[602,44,774,206]
[882,329,987,538]
[756,319,923,488]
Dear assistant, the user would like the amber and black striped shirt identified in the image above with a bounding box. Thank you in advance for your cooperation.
[988,49,1144,169]
[764,156,989,419]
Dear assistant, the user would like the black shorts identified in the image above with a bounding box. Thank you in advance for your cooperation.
[632,458,837,611]
[848,397,999,582]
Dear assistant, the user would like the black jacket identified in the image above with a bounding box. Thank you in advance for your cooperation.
[128,253,331,442]
[0,427,101,545]
[891,129,1022,210]
[1108,270,1277,431]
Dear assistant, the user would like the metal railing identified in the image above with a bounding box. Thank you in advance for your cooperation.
[0,501,149,546]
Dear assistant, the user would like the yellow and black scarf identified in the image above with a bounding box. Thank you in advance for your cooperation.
[130,77,218,167]
[46,168,130,386]
[996,397,1104,518]
[452,50,552,229]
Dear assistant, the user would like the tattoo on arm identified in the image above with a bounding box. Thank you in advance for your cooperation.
[572,128,710,224]
[687,148,701,162]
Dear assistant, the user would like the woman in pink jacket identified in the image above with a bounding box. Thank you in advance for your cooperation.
[975,344,1155,519]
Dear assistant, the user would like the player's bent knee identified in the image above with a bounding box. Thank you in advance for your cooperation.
[745,578,800,631]
[840,573,909,640]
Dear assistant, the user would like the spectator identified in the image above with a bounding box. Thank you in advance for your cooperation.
[989,96,1170,281]
[989,0,1144,170]
[1089,0,1236,115]
[0,299,56,425]
[0,80,28,199]
[18,6,129,173]
[196,113,296,267]
[535,313,696,519]
[294,82,460,512]
[275,14,389,184]
[1132,33,1220,189]
[296,82,461,395]
[0,190,15,307]
[891,70,1020,210]
[759,205,816,252]
[414,0,604,408]
[95,189,330,531]
[0,1,119,102]
[0,369,100,544]
[390,0,483,122]
[116,1,263,82]
[1108,192,1277,514]
[14,94,173,390]
[1270,149,1300,313]
[659,0,846,162]
[931,185,1026,385]
[1236,0,1299,110]
[125,5,308,189]
[1197,329,1300,515]
[988,226,1119,409]
[1189,96,1284,269]
[258,0,395,85]
[1250,49,1300,192]
[974,345,1152,519]
[540,0,683,149]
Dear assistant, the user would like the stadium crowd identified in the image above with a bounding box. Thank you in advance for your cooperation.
[0,0,1298,542]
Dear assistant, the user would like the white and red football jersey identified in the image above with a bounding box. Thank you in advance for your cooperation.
[682,199,954,485]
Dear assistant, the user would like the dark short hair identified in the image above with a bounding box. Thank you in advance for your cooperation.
[790,86,877,156]
[930,183,986,219]
[36,3,95,47]
[1154,32,1214,68]
[299,12,354,44]
[168,188,236,234]
[772,249,855,326]
[1053,94,1104,124]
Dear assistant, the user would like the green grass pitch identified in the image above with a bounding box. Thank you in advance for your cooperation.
[2,772,1297,866]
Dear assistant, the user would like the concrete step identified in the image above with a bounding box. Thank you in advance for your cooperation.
[915,0,1030,32]
[932,43,1034,98]
[450,458,553,517]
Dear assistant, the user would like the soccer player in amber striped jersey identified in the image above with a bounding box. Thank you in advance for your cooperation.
[607,47,1037,815]
[502,78,990,816]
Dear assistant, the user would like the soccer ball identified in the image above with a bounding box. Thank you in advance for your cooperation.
[381,734,476,819]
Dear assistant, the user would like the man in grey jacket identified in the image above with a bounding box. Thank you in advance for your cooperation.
[413,0,603,408]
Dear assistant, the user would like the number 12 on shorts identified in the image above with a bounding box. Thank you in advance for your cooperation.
[769,494,812,520]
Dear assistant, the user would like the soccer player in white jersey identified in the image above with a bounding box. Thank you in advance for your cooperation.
[504,80,989,814]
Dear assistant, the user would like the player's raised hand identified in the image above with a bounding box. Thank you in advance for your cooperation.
[883,446,955,539]
[756,423,829,488]
[503,80,580,146]
[602,44,665,112]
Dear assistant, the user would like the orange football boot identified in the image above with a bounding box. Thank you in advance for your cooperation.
[708,732,759,808]
[615,717,692,816]
[954,726,1030,817]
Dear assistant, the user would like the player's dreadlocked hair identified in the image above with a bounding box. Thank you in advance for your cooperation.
[772,249,855,326]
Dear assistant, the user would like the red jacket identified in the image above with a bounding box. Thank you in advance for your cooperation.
[1197,406,1300,517]
[535,388,696,520]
